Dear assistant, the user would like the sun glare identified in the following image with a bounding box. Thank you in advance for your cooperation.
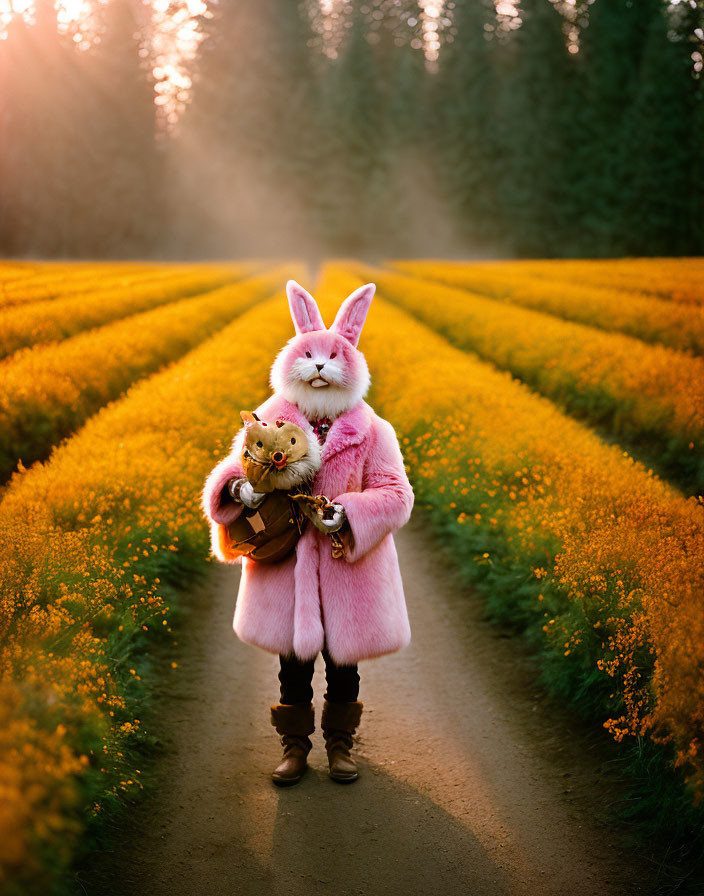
[0,0,210,127]
[0,0,32,29]
[57,0,90,25]
[417,0,445,67]
[151,0,209,127]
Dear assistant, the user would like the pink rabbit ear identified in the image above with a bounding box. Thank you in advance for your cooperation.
[286,280,325,335]
[330,283,375,347]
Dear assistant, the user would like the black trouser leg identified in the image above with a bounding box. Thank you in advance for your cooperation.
[278,652,315,705]
[322,646,360,703]
[278,649,360,704]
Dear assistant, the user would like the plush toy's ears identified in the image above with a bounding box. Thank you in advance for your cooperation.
[330,283,375,348]
[240,411,260,426]
[286,280,325,335]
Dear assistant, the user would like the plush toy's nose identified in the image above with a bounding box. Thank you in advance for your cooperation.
[272,451,287,468]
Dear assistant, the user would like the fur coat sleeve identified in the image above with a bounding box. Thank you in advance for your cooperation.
[336,418,414,564]
[202,427,247,526]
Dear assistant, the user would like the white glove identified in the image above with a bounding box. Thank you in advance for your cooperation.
[316,503,346,534]
[230,477,266,509]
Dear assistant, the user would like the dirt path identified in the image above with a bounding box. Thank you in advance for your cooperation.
[79,517,662,896]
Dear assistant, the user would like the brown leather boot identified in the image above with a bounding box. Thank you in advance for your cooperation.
[320,699,363,783]
[270,702,315,786]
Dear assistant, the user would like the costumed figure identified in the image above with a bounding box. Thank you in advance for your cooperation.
[201,280,414,785]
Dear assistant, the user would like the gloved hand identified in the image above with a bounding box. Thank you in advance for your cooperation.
[312,502,346,534]
[228,477,266,509]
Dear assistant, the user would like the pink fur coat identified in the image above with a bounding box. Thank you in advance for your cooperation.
[202,392,414,665]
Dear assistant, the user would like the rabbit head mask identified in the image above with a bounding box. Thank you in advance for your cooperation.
[269,279,375,420]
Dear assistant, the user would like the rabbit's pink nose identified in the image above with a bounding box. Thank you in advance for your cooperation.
[315,363,324,371]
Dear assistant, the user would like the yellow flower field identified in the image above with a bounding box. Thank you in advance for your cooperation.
[346,263,704,492]
[412,257,704,305]
[0,258,702,890]
[318,264,704,794]
[0,268,302,892]
[0,262,162,307]
[0,268,290,482]
[0,264,252,359]
[501,257,704,305]
[393,260,704,355]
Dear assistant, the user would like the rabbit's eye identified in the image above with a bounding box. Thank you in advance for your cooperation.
[330,351,337,359]
[305,351,312,358]
[291,438,296,444]
[256,440,263,448]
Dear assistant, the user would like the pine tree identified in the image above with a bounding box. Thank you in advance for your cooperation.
[172,0,321,256]
[312,4,389,255]
[691,83,704,254]
[435,0,501,251]
[490,0,580,256]
[612,2,702,255]
[377,38,443,257]
[573,0,661,255]
[79,0,160,255]
[0,3,78,254]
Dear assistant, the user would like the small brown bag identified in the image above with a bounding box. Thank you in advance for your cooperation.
[216,486,310,564]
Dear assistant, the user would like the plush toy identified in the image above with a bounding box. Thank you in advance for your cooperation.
[216,411,321,564]
[240,411,317,492]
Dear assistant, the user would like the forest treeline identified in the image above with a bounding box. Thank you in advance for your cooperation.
[0,0,702,259]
